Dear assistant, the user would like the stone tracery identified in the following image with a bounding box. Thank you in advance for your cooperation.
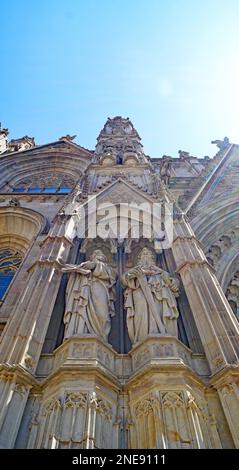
[10,172,76,193]
[0,249,22,299]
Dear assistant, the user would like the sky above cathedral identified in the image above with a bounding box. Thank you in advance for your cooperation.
[1,0,239,158]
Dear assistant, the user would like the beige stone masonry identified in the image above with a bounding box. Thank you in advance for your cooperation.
[172,216,239,375]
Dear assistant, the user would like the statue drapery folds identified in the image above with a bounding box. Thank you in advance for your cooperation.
[60,246,180,347]
[61,250,116,342]
[122,247,180,345]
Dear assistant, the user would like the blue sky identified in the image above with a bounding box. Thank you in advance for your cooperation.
[1,0,239,158]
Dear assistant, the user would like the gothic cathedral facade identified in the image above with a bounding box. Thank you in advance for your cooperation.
[0,117,238,449]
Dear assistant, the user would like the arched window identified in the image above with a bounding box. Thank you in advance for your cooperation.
[11,173,76,194]
[0,249,22,299]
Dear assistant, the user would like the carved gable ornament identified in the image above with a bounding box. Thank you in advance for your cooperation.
[96,179,156,205]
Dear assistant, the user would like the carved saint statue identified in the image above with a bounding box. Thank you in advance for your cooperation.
[61,250,116,342]
[160,156,172,185]
[121,247,180,345]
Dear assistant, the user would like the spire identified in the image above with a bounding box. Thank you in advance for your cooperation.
[94,116,149,166]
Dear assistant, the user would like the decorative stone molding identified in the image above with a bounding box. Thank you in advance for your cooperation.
[28,390,115,449]
[129,388,219,449]
[63,392,87,409]
[220,383,235,397]
[134,398,155,418]
[130,336,196,374]
[97,398,113,421]
[37,337,116,377]
[44,397,62,415]
[226,271,239,320]
[205,227,239,268]
[0,206,44,252]
[14,383,28,397]
[162,391,184,408]
[36,335,210,383]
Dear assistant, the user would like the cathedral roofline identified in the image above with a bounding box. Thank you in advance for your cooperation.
[1,139,94,157]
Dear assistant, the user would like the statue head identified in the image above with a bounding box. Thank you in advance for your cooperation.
[137,247,156,268]
[90,249,107,262]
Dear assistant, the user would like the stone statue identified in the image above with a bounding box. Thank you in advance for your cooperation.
[178,150,190,159]
[160,156,172,185]
[59,134,77,142]
[211,137,230,150]
[61,249,116,342]
[152,172,161,195]
[121,247,180,344]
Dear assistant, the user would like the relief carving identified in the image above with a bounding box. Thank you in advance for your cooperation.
[133,347,150,369]
[97,346,113,368]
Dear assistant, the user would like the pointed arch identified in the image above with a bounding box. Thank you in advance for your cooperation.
[0,206,45,307]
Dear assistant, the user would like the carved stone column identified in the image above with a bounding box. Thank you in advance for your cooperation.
[172,215,239,375]
[0,214,75,368]
[211,375,239,448]
[0,213,76,448]
[0,376,31,449]
[85,392,98,449]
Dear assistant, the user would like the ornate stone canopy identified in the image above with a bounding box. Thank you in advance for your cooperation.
[94,116,148,166]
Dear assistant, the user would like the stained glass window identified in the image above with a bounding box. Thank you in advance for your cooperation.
[27,188,42,193]
[58,188,71,193]
[10,173,76,194]
[0,250,22,299]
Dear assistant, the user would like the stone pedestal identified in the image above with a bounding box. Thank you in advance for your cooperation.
[17,336,120,449]
[15,335,231,449]
[126,337,223,449]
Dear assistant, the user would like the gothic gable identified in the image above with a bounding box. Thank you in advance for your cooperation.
[95,179,157,205]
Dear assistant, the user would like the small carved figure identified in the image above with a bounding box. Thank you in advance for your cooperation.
[59,134,77,142]
[178,150,190,159]
[9,197,20,207]
[160,156,172,185]
[211,137,230,150]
